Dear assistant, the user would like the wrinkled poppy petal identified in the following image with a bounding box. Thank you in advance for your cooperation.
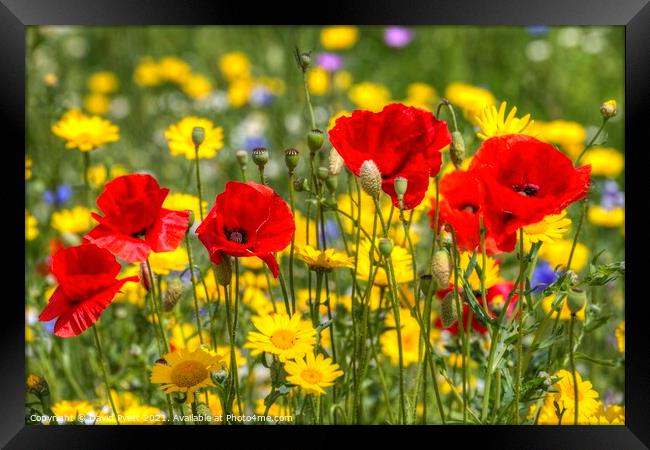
[85,224,152,263]
[145,208,190,253]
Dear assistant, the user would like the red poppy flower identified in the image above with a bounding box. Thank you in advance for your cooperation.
[470,135,591,236]
[435,281,518,334]
[195,181,295,277]
[329,103,451,209]
[38,244,139,337]
[85,174,190,263]
[428,170,516,254]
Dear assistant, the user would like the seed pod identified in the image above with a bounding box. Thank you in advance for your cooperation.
[307,129,324,152]
[236,149,248,167]
[214,255,233,286]
[378,238,393,257]
[567,288,587,314]
[284,148,300,173]
[450,131,465,170]
[359,160,382,198]
[317,167,330,181]
[251,147,269,167]
[328,148,344,176]
[431,250,451,288]
[394,177,408,198]
[440,293,458,328]
[192,127,205,147]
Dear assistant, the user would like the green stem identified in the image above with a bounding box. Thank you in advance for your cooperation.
[288,173,297,315]
[193,145,204,222]
[574,117,609,165]
[146,259,168,352]
[569,314,579,424]
[92,325,120,424]
[82,151,91,206]
[185,235,204,346]
[513,228,526,424]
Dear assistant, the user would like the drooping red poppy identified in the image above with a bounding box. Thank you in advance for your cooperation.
[195,181,295,277]
[85,174,190,263]
[38,244,139,337]
[470,135,591,237]
[329,103,451,209]
[428,170,516,254]
[435,281,519,335]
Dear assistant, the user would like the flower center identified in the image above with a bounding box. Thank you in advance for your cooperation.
[270,330,296,350]
[224,228,247,244]
[170,360,208,388]
[513,183,540,197]
[300,368,323,384]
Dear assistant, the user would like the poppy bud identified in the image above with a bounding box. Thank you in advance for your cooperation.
[26,374,49,396]
[567,288,587,314]
[440,229,453,247]
[308,129,324,152]
[140,262,152,291]
[419,274,433,297]
[284,148,300,174]
[236,149,248,168]
[162,279,183,312]
[440,293,458,328]
[328,148,344,176]
[317,167,330,181]
[600,99,617,119]
[394,177,408,198]
[214,255,232,286]
[252,147,269,167]
[192,127,205,147]
[378,238,393,256]
[325,175,338,193]
[295,49,311,71]
[431,250,451,288]
[293,176,309,192]
[359,160,382,198]
[450,131,465,170]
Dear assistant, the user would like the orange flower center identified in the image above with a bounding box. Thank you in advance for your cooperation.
[170,360,208,387]
[270,330,296,350]
[300,368,323,384]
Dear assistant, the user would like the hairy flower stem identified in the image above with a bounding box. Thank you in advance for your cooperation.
[513,228,526,424]
[436,100,460,132]
[567,199,588,271]
[193,144,205,222]
[288,173,297,315]
[575,117,609,165]
[82,151,91,206]
[373,196,407,424]
[185,235,204,346]
[92,324,120,424]
[569,314,579,424]
[233,258,243,415]
[146,259,169,353]
[258,166,266,185]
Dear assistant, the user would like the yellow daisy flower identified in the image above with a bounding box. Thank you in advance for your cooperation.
[150,348,224,404]
[227,76,254,107]
[444,82,496,124]
[255,398,292,418]
[134,57,162,87]
[164,116,224,160]
[538,239,589,271]
[284,352,344,395]
[168,322,210,352]
[218,52,251,81]
[536,369,600,424]
[588,206,624,228]
[52,109,120,151]
[114,265,146,307]
[295,245,354,272]
[615,321,624,353]
[25,209,38,241]
[380,308,421,366]
[148,246,189,276]
[533,120,586,158]
[87,71,119,94]
[83,93,111,115]
[475,101,534,140]
[51,400,95,422]
[245,313,316,362]
[542,294,585,321]
[348,82,391,112]
[242,286,274,316]
[307,67,330,96]
[320,26,359,50]
[356,238,413,287]
[458,251,501,290]
[86,164,107,188]
[181,73,213,99]
[333,70,352,91]
[158,56,192,84]
[402,82,437,110]
[581,147,624,178]
[587,402,624,425]
[163,192,207,224]
[50,206,95,234]
[522,210,571,246]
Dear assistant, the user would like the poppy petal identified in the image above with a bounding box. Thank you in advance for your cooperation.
[145,208,190,253]
[85,224,152,263]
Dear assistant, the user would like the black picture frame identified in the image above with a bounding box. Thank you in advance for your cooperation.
[5,0,648,447]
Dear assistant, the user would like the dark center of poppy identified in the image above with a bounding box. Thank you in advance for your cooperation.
[131,228,147,238]
[459,203,479,213]
[225,228,247,244]
[512,183,540,197]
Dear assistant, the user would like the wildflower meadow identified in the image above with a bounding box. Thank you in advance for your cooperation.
[25,26,625,425]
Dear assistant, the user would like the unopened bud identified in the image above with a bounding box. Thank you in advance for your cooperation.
[440,229,453,247]
[431,250,451,288]
[284,148,300,173]
[450,131,465,170]
[567,288,587,314]
[293,176,309,192]
[328,148,345,176]
[211,369,228,385]
[307,129,324,152]
[251,147,269,167]
[162,279,183,312]
[192,127,205,147]
[26,374,49,396]
[440,293,458,328]
[378,238,393,257]
[141,263,152,291]
[394,177,408,198]
[600,99,617,119]
[419,274,433,297]
[325,175,338,193]
[236,149,248,168]
[317,167,330,181]
[214,254,232,286]
[359,160,382,198]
